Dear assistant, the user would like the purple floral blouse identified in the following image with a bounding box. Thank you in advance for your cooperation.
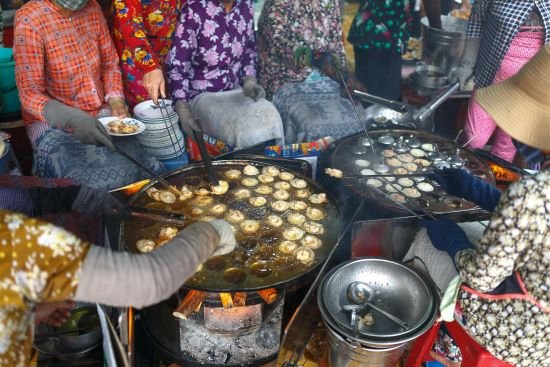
[166,0,257,102]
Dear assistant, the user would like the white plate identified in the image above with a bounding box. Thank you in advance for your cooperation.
[99,117,145,137]
[133,99,176,120]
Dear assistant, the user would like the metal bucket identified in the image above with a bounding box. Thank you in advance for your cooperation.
[325,322,407,367]
[421,15,468,75]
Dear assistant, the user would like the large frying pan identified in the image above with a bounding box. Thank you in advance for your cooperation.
[327,130,495,215]
[120,159,342,292]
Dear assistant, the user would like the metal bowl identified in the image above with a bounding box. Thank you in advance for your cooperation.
[318,258,437,345]
[365,105,434,132]
[412,64,448,89]
[34,306,102,353]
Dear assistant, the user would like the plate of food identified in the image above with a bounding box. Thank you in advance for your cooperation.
[99,117,145,136]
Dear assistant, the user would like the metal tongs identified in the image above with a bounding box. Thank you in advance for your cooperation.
[115,146,183,197]
[192,130,219,186]
[157,99,187,168]
[127,205,185,225]
[353,90,410,113]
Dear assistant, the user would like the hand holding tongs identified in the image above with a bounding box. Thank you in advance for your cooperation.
[192,129,219,186]
[353,90,410,113]
[114,145,183,197]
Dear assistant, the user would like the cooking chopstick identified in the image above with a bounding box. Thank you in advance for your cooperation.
[127,206,185,225]
[192,130,219,186]
[114,146,182,196]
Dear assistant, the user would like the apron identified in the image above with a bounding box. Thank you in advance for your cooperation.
[460,271,549,314]
[442,272,549,365]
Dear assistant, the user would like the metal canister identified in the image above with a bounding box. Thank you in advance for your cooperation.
[325,322,408,367]
[317,258,439,367]
[421,15,468,75]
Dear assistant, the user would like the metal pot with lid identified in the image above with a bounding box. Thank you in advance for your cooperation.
[317,258,439,366]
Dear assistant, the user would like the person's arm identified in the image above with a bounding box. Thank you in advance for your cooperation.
[0,185,125,217]
[239,12,258,80]
[455,176,541,292]
[95,2,125,105]
[240,15,265,101]
[423,0,442,29]
[430,168,501,212]
[13,16,50,122]
[4,212,92,304]
[3,212,234,309]
[166,5,199,102]
[74,220,234,308]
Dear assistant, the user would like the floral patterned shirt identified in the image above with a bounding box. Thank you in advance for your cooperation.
[456,170,549,366]
[0,211,90,367]
[111,0,184,107]
[166,0,257,102]
[257,0,346,98]
[347,0,412,53]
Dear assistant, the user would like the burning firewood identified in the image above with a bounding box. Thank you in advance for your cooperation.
[233,292,247,307]
[173,290,208,320]
[258,288,278,304]
[220,292,234,308]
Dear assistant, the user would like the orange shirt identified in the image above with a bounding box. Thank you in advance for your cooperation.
[13,0,124,124]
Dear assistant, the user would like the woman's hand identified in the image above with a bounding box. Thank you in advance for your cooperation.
[143,69,166,105]
[109,98,130,118]
[34,301,74,327]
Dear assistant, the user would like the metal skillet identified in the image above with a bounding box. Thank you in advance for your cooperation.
[120,159,342,292]
[328,130,495,215]
[355,82,459,132]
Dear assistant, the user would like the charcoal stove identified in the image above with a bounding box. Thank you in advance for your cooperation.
[139,286,285,366]
[116,159,344,366]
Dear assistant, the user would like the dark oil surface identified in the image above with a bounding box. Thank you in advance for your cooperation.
[122,163,341,291]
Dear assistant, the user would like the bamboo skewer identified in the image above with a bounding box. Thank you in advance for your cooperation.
[173,290,208,320]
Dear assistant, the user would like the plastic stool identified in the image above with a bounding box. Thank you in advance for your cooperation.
[405,321,515,367]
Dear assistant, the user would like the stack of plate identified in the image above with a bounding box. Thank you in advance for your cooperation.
[133,99,186,160]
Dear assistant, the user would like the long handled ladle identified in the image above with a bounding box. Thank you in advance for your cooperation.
[347,281,409,330]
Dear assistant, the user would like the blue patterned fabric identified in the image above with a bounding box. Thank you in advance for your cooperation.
[0,188,33,215]
[32,128,167,190]
[272,78,362,143]
[514,141,543,170]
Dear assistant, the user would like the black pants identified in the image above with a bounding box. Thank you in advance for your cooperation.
[354,47,402,101]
